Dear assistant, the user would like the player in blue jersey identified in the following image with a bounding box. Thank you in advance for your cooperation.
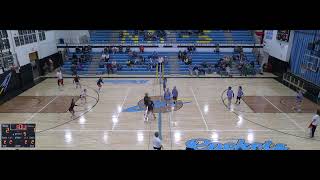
[226,86,234,109]
[235,86,244,104]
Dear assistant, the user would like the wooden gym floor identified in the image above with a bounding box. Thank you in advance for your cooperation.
[0,77,319,150]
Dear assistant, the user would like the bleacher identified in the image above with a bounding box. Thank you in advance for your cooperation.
[61,51,260,76]
[89,30,256,45]
[176,30,255,44]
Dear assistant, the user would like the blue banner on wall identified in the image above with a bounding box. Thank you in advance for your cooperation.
[265,30,274,40]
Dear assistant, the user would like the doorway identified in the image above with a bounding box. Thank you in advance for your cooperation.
[29,51,40,80]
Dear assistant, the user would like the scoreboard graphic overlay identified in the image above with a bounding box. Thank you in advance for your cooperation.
[1,124,36,148]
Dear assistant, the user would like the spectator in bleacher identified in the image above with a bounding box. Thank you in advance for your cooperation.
[106,62,113,74]
[76,47,81,53]
[152,51,158,59]
[193,65,199,77]
[125,46,130,53]
[215,44,220,53]
[199,67,206,75]
[71,64,77,76]
[178,50,183,60]
[226,65,231,77]
[72,53,77,60]
[101,53,107,61]
[127,59,134,68]
[201,61,209,68]
[139,45,144,53]
[188,65,193,76]
[112,47,117,54]
[120,31,124,38]
[119,45,123,53]
[104,47,109,53]
[132,51,138,58]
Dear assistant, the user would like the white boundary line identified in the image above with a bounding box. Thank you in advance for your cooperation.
[112,88,131,130]
[44,129,305,132]
[190,87,209,131]
[263,96,305,131]
[24,96,59,123]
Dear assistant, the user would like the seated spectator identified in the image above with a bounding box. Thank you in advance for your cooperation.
[188,65,193,76]
[193,65,199,77]
[112,47,118,54]
[201,61,208,68]
[106,62,113,74]
[105,53,110,62]
[120,31,124,38]
[178,50,183,60]
[250,61,255,68]
[132,51,138,58]
[112,60,117,68]
[199,67,206,75]
[125,46,130,53]
[152,51,158,59]
[215,44,220,53]
[207,64,214,74]
[119,45,123,53]
[75,47,81,53]
[139,45,144,53]
[101,53,107,61]
[127,60,134,67]
[104,47,109,53]
[72,53,77,60]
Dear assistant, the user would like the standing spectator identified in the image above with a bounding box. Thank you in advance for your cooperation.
[226,86,234,109]
[163,77,167,92]
[56,69,64,87]
[164,88,171,106]
[73,74,81,89]
[48,58,53,72]
[153,132,163,150]
[178,50,183,60]
[309,109,320,138]
[172,86,178,105]
[139,45,144,53]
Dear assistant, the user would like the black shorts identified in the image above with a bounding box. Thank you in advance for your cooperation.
[173,96,177,101]
[237,96,242,100]
[153,147,161,150]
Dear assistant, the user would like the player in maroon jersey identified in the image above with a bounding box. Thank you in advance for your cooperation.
[68,98,77,117]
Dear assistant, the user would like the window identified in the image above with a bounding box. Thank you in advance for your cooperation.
[32,34,37,42]
[14,37,20,46]
[19,36,25,45]
[39,31,46,41]
[14,30,38,47]
[24,35,29,44]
